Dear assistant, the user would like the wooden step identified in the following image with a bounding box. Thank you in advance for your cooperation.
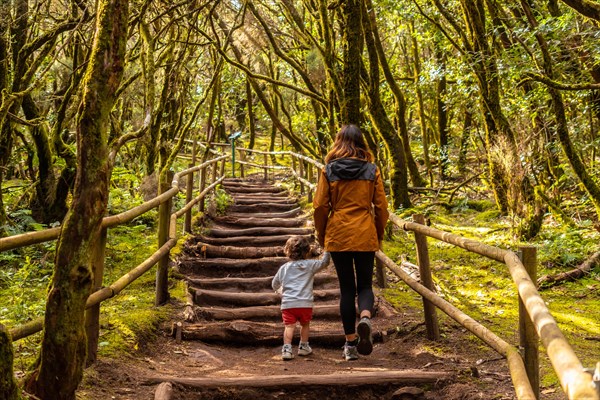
[186,274,337,291]
[175,320,390,347]
[177,257,288,277]
[227,203,300,213]
[211,215,306,228]
[190,243,285,259]
[194,304,341,321]
[207,225,311,237]
[191,288,340,307]
[233,197,297,205]
[195,234,311,247]
[224,186,287,194]
[145,370,453,389]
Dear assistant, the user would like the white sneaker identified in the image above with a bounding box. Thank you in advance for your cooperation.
[298,342,312,356]
[342,343,359,361]
[281,344,293,360]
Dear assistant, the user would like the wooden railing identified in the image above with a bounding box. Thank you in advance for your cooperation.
[229,147,599,400]
[1,153,228,363]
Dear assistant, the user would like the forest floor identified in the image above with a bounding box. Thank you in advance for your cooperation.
[77,298,568,400]
[71,176,597,400]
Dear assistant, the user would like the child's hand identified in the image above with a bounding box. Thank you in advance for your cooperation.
[309,244,323,257]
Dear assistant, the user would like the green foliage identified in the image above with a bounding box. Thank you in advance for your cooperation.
[2,209,47,236]
[107,167,145,215]
[212,186,232,215]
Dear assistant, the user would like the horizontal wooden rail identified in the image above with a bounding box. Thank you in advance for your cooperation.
[387,213,598,400]
[0,155,228,253]
[5,154,229,342]
[376,252,536,400]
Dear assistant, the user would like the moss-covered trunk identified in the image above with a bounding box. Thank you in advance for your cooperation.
[434,44,449,180]
[460,0,514,213]
[0,324,19,400]
[24,0,128,398]
[520,1,600,218]
[361,0,411,209]
[341,0,361,125]
[366,1,425,188]
[21,93,73,223]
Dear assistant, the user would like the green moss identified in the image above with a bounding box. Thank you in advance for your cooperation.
[475,209,502,222]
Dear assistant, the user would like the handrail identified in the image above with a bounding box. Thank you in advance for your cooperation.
[0,155,228,252]
[377,252,536,400]
[5,154,229,341]
[388,214,597,399]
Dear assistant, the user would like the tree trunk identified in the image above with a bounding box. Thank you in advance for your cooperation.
[342,0,362,124]
[457,109,473,173]
[361,1,411,208]
[25,0,128,398]
[458,0,515,213]
[520,0,600,218]
[0,324,19,400]
[246,77,256,149]
[366,2,425,188]
[22,93,73,223]
[410,21,432,178]
[434,43,449,180]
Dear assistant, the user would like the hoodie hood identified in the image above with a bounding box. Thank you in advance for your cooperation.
[326,158,376,182]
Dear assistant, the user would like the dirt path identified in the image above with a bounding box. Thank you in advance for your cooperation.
[80,177,526,400]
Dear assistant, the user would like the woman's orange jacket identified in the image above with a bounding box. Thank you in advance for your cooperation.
[313,158,389,252]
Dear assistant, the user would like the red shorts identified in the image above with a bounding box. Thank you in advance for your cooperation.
[281,308,313,325]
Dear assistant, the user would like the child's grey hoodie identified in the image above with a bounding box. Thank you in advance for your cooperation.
[272,252,331,310]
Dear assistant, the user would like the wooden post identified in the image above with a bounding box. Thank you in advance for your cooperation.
[156,170,174,306]
[154,382,173,400]
[184,164,193,233]
[375,256,386,289]
[239,149,245,178]
[291,157,297,189]
[220,158,225,178]
[263,153,268,181]
[413,214,440,341]
[85,226,107,366]
[307,163,313,203]
[298,159,305,194]
[519,245,539,400]
[198,165,206,213]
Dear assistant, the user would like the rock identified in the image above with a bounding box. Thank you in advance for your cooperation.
[391,386,425,400]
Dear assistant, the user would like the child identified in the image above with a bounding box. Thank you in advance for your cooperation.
[272,236,331,360]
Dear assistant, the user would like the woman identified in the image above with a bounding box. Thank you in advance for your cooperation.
[313,124,389,361]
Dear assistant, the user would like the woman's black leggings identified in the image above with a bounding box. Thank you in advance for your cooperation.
[330,251,375,335]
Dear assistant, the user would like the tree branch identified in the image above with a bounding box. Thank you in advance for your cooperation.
[520,72,600,90]
[559,0,600,22]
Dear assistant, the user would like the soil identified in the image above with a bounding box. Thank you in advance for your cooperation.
[79,308,559,400]
[77,178,567,400]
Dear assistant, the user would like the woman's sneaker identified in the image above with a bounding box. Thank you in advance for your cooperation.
[356,317,373,355]
[298,342,312,356]
[281,344,294,360]
[342,343,359,361]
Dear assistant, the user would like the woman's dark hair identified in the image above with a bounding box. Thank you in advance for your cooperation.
[325,124,373,163]
[284,236,311,260]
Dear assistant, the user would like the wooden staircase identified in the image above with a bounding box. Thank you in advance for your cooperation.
[151,177,454,398]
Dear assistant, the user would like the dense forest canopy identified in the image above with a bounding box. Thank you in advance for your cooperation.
[1,0,600,232]
[0,0,599,398]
